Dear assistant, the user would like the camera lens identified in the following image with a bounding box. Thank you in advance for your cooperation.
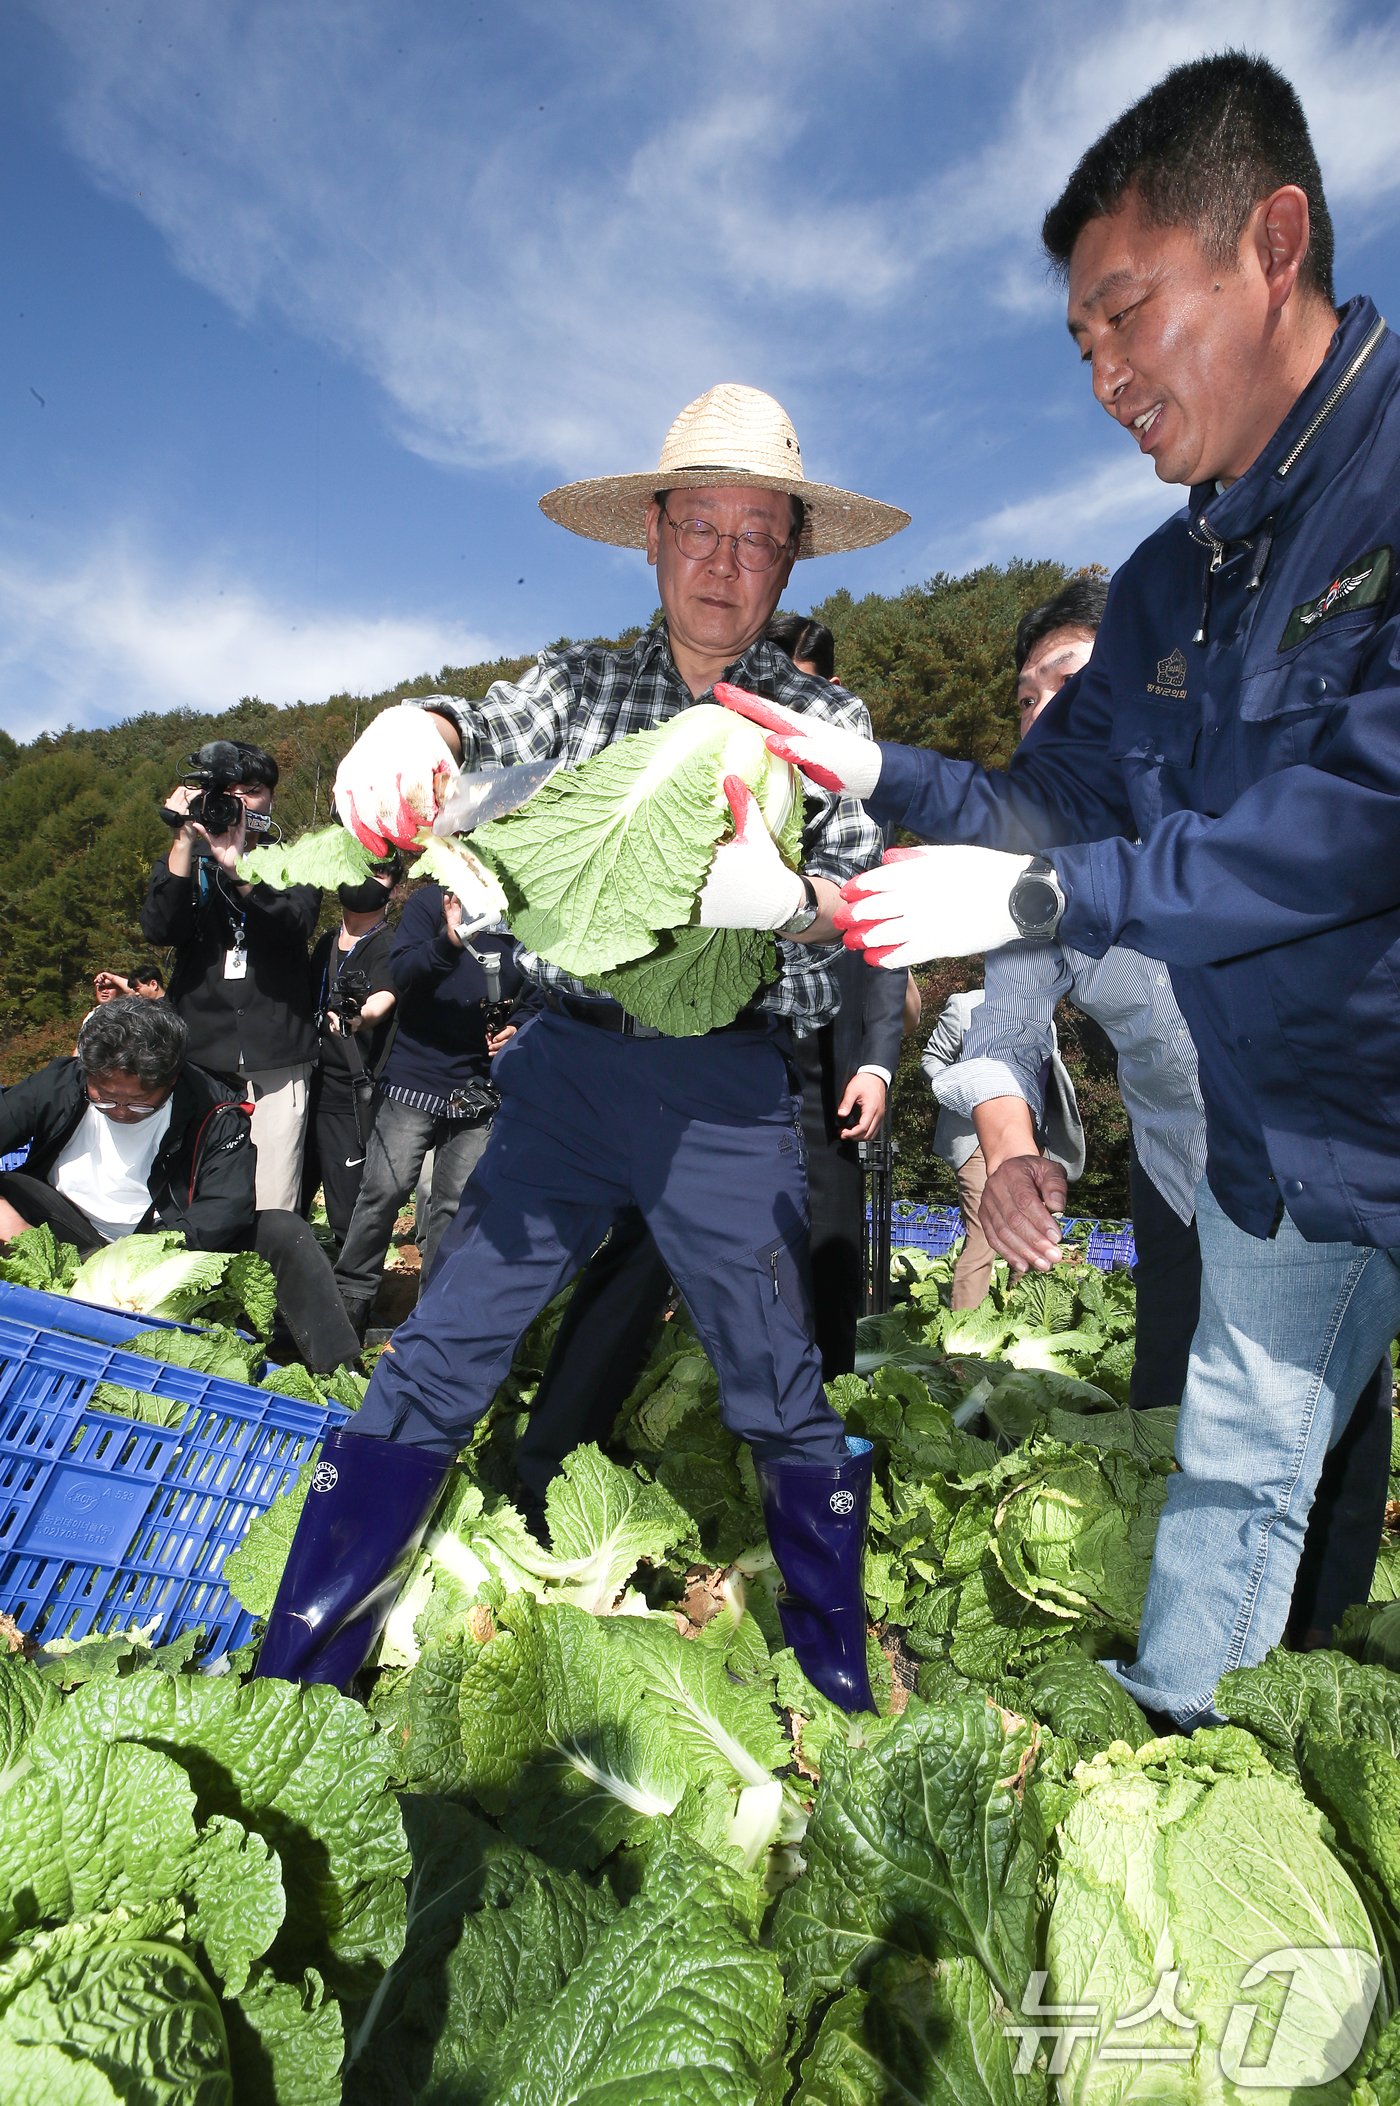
[192,789,245,834]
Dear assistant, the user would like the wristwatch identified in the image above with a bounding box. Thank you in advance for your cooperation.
[778,873,821,937]
[1008,856,1065,942]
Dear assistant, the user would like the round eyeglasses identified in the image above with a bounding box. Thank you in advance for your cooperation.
[659,504,792,573]
[85,1082,174,1119]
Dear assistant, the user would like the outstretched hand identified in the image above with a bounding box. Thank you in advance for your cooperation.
[713,682,883,800]
[835,844,1033,967]
[334,705,461,857]
[980,1154,1068,1277]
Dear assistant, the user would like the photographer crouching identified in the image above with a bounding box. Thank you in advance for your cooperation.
[332,882,521,1342]
[140,740,318,1213]
[304,855,400,1250]
[0,1000,360,1369]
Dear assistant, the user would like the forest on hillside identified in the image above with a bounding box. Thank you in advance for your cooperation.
[0,557,1130,1213]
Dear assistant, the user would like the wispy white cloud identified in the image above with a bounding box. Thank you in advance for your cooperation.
[34,0,1400,493]
[909,0,1400,293]
[925,452,1180,576]
[34,0,923,485]
[17,0,1400,700]
[0,530,510,735]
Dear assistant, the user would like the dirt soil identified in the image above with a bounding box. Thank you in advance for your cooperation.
[371,1209,423,1331]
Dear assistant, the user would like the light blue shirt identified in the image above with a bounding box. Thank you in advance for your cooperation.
[929,941,1205,1223]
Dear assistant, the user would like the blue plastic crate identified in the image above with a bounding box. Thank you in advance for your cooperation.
[870,1203,1137,1273]
[0,1305,348,1655]
[1063,1217,1138,1271]
[0,1281,232,1352]
[882,1202,964,1260]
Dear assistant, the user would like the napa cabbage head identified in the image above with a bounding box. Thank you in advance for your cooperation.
[470,703,802,1033]
[69,1233,278,1334]
[1047,1731,1384,2100]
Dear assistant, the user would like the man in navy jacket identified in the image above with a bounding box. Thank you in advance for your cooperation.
[722,52,1400,1728]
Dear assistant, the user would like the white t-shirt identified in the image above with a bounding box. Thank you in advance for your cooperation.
[51,1102,173,1243]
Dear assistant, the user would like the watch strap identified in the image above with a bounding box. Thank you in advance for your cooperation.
[778,873,820,936]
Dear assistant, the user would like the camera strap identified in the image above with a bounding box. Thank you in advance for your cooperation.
[187,1099,256,1204]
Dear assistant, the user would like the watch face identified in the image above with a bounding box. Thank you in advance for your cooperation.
[1015,877,1060,933]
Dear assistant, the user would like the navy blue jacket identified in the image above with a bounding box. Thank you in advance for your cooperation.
[382,884,523,1097]
[873,295,1400,1245]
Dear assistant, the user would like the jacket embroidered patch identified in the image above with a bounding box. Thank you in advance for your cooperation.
[1147,647,1188,700]
[1279,546,1393,650]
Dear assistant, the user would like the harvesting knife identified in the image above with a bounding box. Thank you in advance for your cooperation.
[433,755,564,836]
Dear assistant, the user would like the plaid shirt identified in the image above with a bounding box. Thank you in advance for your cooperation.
[419,627,884,1029]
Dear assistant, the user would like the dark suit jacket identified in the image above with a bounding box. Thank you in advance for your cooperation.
[828,948,905,1090]
[793,950,906,1149]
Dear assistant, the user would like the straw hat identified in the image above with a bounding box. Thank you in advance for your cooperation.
[538,383,909,559]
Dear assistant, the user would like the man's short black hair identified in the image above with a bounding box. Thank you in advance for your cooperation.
[1042,51,1335,307]
[228,741,279,791]
[77,997,188,1088]
[765,612,836,680]
[1015,575,1110,674]
[130,960,165,989]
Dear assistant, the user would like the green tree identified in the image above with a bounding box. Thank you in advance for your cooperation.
[808,557,1082,765]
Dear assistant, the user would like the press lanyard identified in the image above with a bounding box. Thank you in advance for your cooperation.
[201,863,250,982]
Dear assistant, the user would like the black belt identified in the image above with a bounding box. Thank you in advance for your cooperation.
[543,990,778,1038]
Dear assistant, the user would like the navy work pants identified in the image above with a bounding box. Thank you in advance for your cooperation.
[353,1012,846,1465]
[1126,1138,1202,1411]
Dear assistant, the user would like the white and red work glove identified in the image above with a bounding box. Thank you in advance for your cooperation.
[836,844,1034,966]
[334,704,460,857]
[714,683,883,801]
[697,776,808,930]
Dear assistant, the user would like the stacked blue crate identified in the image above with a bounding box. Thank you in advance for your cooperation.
[0,1283,347,1654]
[871,1202,1137,1272]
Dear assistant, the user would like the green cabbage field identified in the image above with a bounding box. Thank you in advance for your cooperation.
[4,1245,1400,2103]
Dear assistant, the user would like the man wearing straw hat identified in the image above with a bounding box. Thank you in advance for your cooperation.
[254,383,908,1713]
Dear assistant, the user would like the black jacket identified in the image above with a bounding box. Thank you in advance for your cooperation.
[790,948,907,1149]
[0,1059,257,1252]
[828,947,905,1089]
[140,851,319,1075]
[383,886,523,1096]
[309,920,398,1099]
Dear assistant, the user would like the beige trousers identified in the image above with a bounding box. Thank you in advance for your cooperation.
[241,1061,313,1213]
[952,1147,997,1310]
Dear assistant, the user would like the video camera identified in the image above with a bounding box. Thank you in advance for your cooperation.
[317,967,372,1035]
[160,740,274,838]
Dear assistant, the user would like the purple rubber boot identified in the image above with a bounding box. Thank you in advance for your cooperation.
[253,1427,451,1687]
[755,1436,875,1714]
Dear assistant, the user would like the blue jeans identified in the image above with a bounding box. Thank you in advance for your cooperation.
[1117,1180,1400,1728]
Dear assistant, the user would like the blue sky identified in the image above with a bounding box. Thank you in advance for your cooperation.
[5,0,1400,737]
